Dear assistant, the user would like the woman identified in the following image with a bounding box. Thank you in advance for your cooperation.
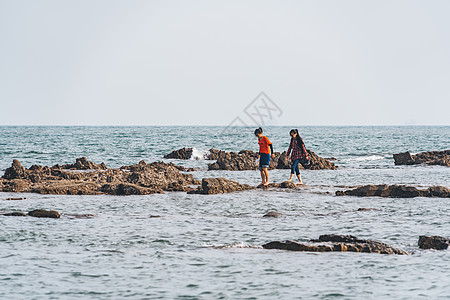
[254,127,274,187]
[286,129,309,184]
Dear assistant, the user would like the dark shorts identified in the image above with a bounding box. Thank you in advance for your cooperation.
[259,153,271,170]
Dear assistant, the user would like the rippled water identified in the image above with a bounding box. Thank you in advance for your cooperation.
[0,126,449,299]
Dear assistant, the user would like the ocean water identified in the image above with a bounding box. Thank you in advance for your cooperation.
[0,126,449,299]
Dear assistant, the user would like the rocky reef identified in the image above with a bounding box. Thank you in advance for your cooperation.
[262,234,407,255]
[393,150,450,166]
[336,185,450,198]
[165,148,337,171]
[189,177,254,194]
[0,158,200,195]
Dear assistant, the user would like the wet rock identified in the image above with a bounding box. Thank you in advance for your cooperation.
[61,157,108,170]
[418,235,450,250]
[263,234,407,255]
[263,211,282,218]
[1,212,27,217]
[101,183,162,195]
[393,152,414,165]
[280,181,297,188]
[336,185,450,198]
[28,209,60,218]
[189,177,254,195]
[3,159,26,179]
[5,197,26,200]
[393,150,450,166]
[164,147,193,159]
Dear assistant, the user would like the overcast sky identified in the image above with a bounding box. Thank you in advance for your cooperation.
[1,0,449,126]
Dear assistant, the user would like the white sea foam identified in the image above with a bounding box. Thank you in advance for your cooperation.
[190,148,210,160]
[342,155,386,162]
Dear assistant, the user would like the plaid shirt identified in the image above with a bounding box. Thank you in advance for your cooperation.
[287,137,308,161]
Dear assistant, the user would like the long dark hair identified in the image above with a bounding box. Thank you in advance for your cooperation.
[290,129,304,149]
[254,127,263,136]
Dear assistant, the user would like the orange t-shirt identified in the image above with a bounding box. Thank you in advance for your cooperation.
[258,136,272,154]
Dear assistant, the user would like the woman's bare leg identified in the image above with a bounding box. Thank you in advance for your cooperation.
[297,174,303,185]
[287,173,294,182]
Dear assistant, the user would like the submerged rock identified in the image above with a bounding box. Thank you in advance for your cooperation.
[336,185,450,198]
[28,209,60,218]
[262,234,407,255]
[263,211,282,218]
[1,211,27,217]
[393,150,450,167]
[189,177,254,195]
[418,235,450,250]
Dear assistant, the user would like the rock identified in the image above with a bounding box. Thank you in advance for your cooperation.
[393,152,414,165]
[418,235,450,250]
[1,212,27,216]
[336,185,450,198]
[28,209,61,218]
[1,159,200,196]
[263,211,282,218]
[61,157,108,170]
[164,147,193,159]
[263,234,407,255]
[356,208,379,212]
[189,177,254,194]
[393,150,450,166]
[280,181,297,188]
[3,159,26,179]
[101,183,162,195]
[207,149,337,171]
[5,197,26,200]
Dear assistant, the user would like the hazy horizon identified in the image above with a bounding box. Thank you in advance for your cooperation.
[1,0,449,126]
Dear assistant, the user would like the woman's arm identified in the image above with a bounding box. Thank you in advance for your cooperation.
[287,139,292,156]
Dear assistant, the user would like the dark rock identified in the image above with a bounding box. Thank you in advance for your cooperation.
[29,165,43,171]
[263,234,407,255]
[164,147,193,159]
[393,150,450,166]
[5,197,26,200]
[3,159,26,179]
[393,152,414,165]
[207,149,337,171]
[101,183,162,195]
[61,157,108,170]
[28,209,60,218]
[418,235,450,250]
[189,177,254,195]
[2,212,27,216]
[280,181,297,188]
[263,211,282,218]
[336,185,450,198]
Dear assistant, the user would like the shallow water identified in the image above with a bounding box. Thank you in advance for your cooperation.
[0,126,449,299]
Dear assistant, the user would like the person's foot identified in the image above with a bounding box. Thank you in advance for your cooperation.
[297,181,303,185]
[263,182,270,186]
[287,179,292,182]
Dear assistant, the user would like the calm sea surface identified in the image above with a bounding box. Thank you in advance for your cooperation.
[0,126,449,299]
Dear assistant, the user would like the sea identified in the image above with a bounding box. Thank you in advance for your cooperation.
[0,126,449,299]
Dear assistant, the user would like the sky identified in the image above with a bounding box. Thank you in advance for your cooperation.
[0,0,449,126]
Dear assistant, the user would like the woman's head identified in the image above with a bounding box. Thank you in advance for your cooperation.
[289,129,298,138]
[254,127,263,137]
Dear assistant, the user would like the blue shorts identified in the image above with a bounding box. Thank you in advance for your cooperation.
[259,153,271,170]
